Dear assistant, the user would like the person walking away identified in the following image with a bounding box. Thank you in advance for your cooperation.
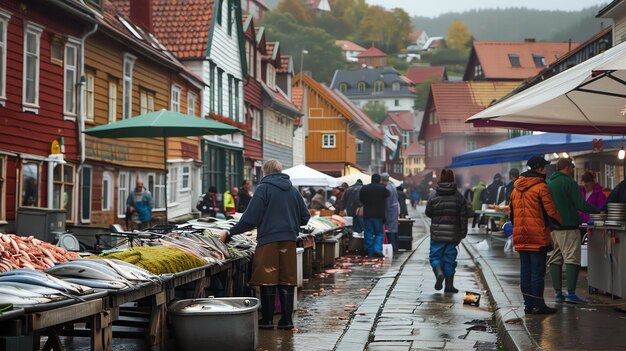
[223,187,239,214]
[221,160,310,329]
[397,186,409,218]
[425,169,473,293]
[197,186,223,217]
[463,183,474,204]
[547,158,600,304]
[579,171,607,224]
[310,189,327,210]
[126,178,154,229]
[341,179,364,234]
[411,189,419,209]
[510,156,562,314]
[359,174,390,257]
[471,181,486,228]
[237,180,253,213]
[381,173,400,252]
[486,173,506,205]
[506,168,520,203]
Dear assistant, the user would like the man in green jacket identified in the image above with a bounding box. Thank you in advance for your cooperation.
[547,158,600,304]
[471,181,486,228]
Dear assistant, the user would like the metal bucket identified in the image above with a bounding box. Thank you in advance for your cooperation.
[169,297,259,351]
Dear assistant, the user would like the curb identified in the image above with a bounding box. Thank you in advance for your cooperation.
[462,240,538,351]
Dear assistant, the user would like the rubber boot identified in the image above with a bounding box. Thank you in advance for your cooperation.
[433,265,445,291]
[277,285,295,330]
[259,286,276,329]
[444,276,459,293]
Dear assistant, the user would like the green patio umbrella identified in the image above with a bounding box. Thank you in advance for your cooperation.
[83,109,242,221]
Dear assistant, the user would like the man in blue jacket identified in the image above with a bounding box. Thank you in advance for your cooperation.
[359,174,390,258]
[222,160,310,330]
[126,179,154,229]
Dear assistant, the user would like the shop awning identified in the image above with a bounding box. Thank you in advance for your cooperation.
[448,133,622,168]
[467,39,626,134]
[283,164,337,187]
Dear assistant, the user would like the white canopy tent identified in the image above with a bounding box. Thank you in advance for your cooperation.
[467,38,626,134]
[283,164,337,187]
[336,171,402,186]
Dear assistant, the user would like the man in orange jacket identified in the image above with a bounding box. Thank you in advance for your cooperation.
[509,156,562,315]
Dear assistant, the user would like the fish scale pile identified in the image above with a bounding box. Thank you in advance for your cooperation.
[0,233,80,272]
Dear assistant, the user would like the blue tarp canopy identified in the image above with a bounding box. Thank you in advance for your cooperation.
[448,133,621,168]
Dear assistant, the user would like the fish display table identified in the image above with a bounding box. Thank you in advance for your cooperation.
[587,225,626,298]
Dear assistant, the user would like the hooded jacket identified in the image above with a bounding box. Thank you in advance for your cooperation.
[486,179,506,205]
[509,171,562,251]
[579,183,607,223]
[341,181,363,216]
[425,183,472,243]
[472,181,486,211]
[359,183,389,219]
[547,171,600,228]
[229,173,311,247]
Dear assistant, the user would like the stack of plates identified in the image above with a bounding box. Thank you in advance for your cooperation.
[606,203,626,225]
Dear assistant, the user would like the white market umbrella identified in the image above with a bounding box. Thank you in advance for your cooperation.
[283,164,337,187]
[336,171,401,186]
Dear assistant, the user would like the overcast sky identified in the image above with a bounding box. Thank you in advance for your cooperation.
[365,0,610,17]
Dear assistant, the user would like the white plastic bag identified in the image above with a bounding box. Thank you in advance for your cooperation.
[504,237,514,252]
[476,239,489,251]
[383,243,393,261]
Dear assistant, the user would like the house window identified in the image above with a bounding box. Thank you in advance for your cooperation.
[225,149,240,190]
[117,171,129,217]
[53,164,75,221]
[339,83,348,92]
[374,80,384,93]
[21,161,39,207]
[227,0,233,35]
[218,69,223,115]
[533,54,546,67]
[395,99,399,107]
[188,92,197,116]
[356,139,363,153]
[147,173,165,210]
[402,131,409,149]
[140,90,155,115]
[64,43,79,116]
[427,141,432,157]
[474,64,483,77]
[102,171,113,211]
[251,108,261,140]
[108,81,117,123]
[357,82,366,92]
[210,63,215,112]
[508,53,521,67]
[235,80,240,121]
[322,134,336,148]
[256,50,261,79]
[171,85,181,112]
[81,166,91,222]
[605,164,615,189]
[123,54,136,118]
[181,166,191,191]
[23,23,44,112]
[466,140,477,151]
[439,139,445,157]
[168,167,178,204]
[217,0,223,25]
[392,82,400,91]
[0,11,10,104]
[228,75,233,118]
[84,72,95,120]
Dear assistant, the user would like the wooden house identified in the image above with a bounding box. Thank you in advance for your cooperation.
[356,46,387,68]
[0,0,90,231]
[381,111,421,180]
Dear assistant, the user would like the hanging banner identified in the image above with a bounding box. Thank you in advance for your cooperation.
[382,125,400,160]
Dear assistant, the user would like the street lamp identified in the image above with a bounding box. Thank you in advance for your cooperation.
[299,49,309,75]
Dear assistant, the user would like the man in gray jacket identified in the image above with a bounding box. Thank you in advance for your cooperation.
[382,173,399,252]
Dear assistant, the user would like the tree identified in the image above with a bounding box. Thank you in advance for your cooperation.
[314,12,354,39]
[363,102,387,124]
[276,0,311,25]
[447,20,473,50]
[342,0,369,37]
[262,12,345,83]
[389,8,412,52]
[358,6,387,46]
[357,6,412,53]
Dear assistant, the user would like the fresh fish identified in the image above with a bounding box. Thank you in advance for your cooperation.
[45,263,129,282]
[61,278,130,290]
[0,295,53,305]
[0,273,92,295]
[0,282,83,301]
[0,268,47,277]
[60,259,127,277]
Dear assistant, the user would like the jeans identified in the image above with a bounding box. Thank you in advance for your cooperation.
[363,218,384,257]
[519,249,548,309]
[429,240,458,276]
[353,216,364,234]
[387,232,398,252]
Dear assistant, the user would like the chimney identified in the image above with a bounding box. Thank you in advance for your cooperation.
[130,0,153,32]
[524,38,536,42]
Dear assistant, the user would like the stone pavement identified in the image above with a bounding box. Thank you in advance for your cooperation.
[463,230,626,351]
[335,207,498,351]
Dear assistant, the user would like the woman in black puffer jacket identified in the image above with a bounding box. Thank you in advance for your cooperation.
[425,169,473,293]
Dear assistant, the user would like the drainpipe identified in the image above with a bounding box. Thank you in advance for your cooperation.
[74,23,98,224]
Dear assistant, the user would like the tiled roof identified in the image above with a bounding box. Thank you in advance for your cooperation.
[335,40,366,52]
[277,55,292,74]
[409,31,424,42]
[292,87,303,110]
[470,40,579,80]
[429,82,518,134]
[261,82,302,116]
[406,66,447,84]
[384,111,413,130]
[356,46,387,58]
[404,142,425,156]
[331,67,416,99]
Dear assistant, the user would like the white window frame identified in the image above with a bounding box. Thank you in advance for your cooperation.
[108,81,117,123]
[147,94,154,113]
[251,108,261,140]
[322,134,336,148]
[356,139,363,153]
[392,82,400,91]
[23,22,44,113]
[0,10,11,106]
[181,165,191,191]
[84,71,95,120]
[140,92,147,115]
[466,140,477,152]
[171,84,181,112]
[605,164,615,189]
[402,131,409,149]
[102,171,113,211]
[188,92,197,116]
[63,40,79,117]
[117,171,130,218]
[122,53,136,119]
[167,167,178,205]
[147,172,166,210]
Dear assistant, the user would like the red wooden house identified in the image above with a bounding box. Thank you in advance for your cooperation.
[418,82,519,186]
[0,0,90,230]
